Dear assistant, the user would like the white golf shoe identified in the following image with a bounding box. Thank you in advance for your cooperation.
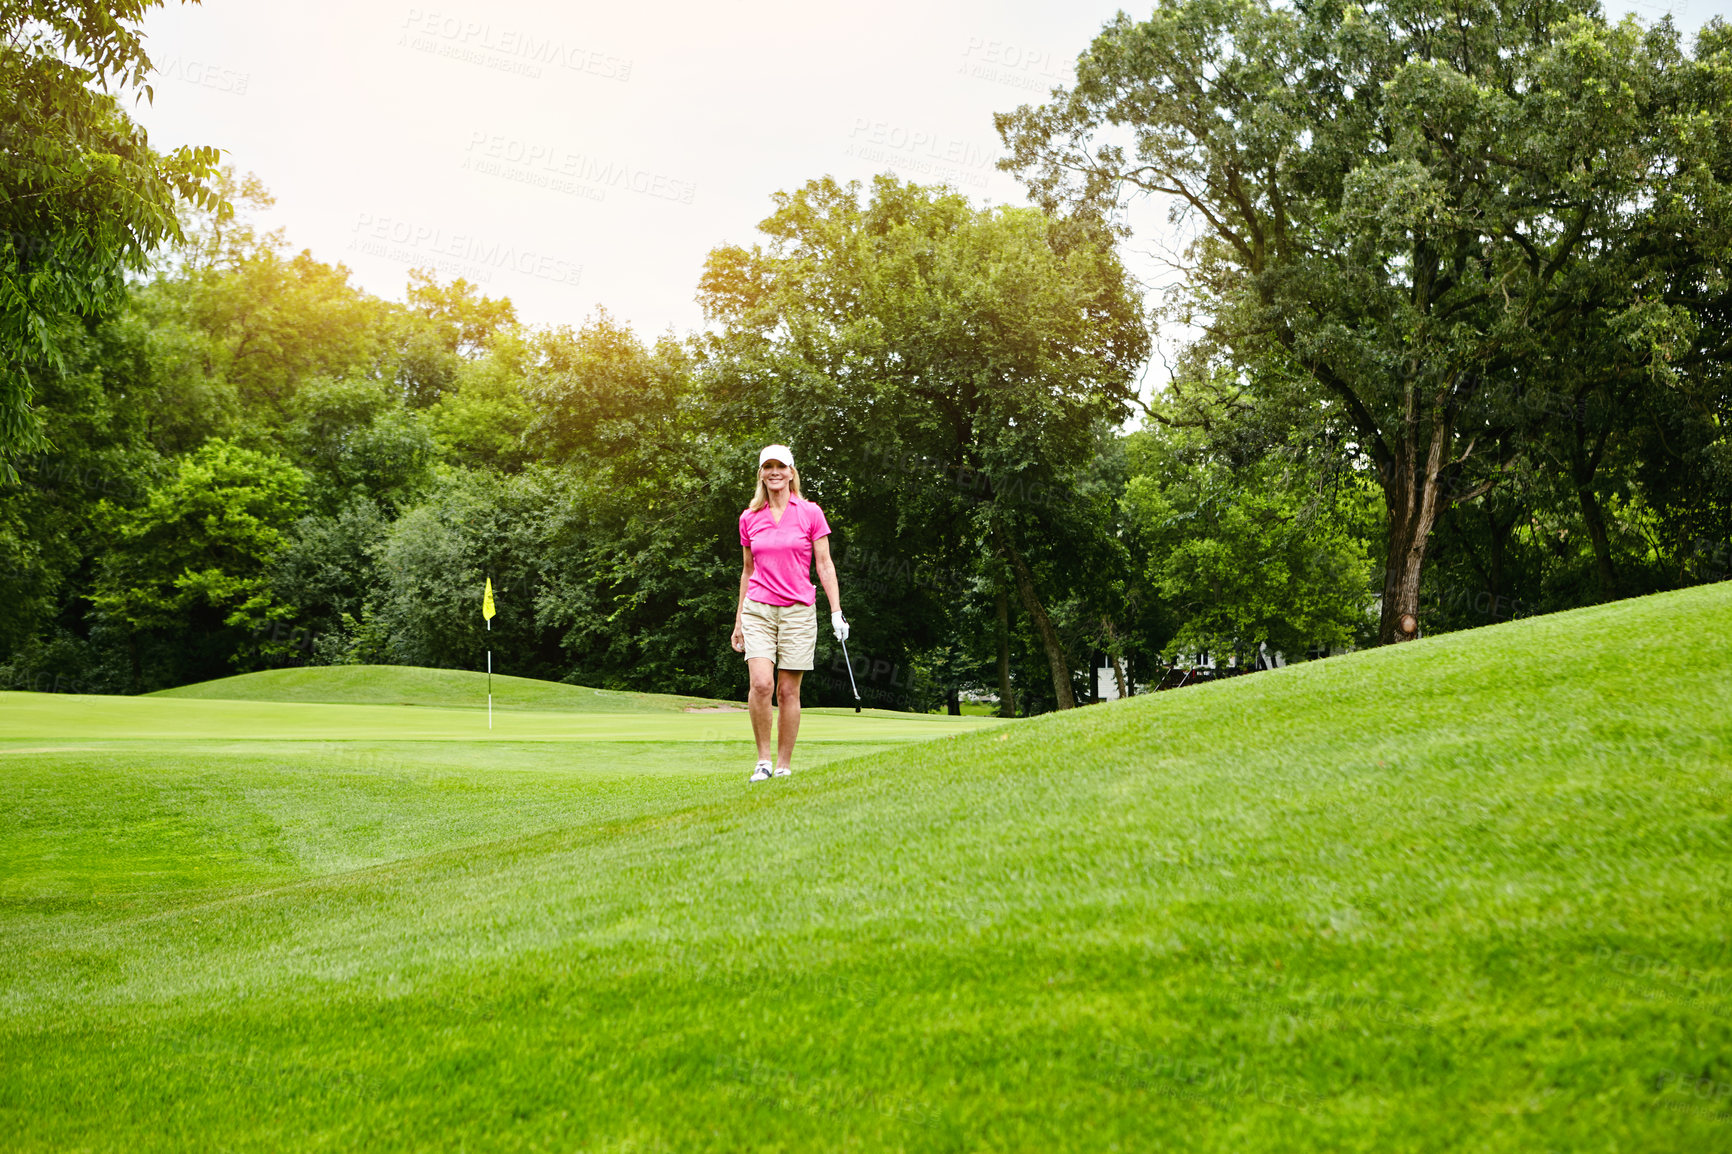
[749,760,772,783]
[772,764,791,777]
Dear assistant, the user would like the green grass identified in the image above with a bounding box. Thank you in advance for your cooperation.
[149,664,734,713]
[3,586,1730,1151]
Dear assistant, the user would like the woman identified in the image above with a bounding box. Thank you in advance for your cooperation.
[731,444,848,782]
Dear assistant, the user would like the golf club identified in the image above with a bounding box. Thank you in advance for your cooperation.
[838,631,861,712]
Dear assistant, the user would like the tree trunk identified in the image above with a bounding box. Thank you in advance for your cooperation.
[1569,393,1618,600]
[947,685,961,716]
[1575,484,1617,600]
[995,588,1016,718]
[1486,505,1511,616]
[1380,518,1429,644]
[1377,414,1454,645]
[1100,616,1131,697]
[1461,500,1517,621]
[995,524,1074,710]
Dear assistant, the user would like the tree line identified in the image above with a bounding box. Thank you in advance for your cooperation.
[2,0,1727,712]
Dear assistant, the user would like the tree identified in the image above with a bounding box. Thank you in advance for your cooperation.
[525,310,689,464]
[395,269,518,408]
[90,438,306,689]
[534,437,759,699]
[284,375,435,515]
[162,248,392,420]
[424,332,537,472]
[698,176,1149,707]
[999,1,1732,641]
[266,494,389,667]
[404,268,517,360]
[369,467,562,677]
[0,309,157,658]
[1122,423,1380,660]
[173,165,282,273]
[1,0,224,477]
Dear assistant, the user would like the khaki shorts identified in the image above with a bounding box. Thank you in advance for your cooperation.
[740,598,818,670]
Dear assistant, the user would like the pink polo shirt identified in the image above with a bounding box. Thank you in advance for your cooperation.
[739,494,832,607]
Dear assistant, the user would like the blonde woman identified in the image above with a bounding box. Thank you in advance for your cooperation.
[730,444,848,782]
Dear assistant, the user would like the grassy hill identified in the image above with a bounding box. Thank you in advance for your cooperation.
[2,584,1729,1151]
[150,663,734,712]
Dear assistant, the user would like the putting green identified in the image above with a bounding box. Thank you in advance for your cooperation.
[0,691,997,745]
[148,664,726,713]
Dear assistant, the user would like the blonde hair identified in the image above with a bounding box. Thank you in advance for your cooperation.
[748,463,801,512]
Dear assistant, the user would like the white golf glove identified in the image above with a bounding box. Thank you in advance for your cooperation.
[831,611,849,641]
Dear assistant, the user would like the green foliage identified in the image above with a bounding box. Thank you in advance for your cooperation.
[393,268,517,407]
[0,312,157,654]
[369,467,559,676]
[0,0,224,475]
[161,249,391,419]
[172,165,283,273]
[90,438,305,687]
[526,310,689,463]
[3,79,1725,710]
[403,268,517,360]
[536,436,762,699]
[999,1,1732,641]
[1123,426,1380,659]
[284,376,435,515]
[423,330,536,471]
[266,495,390,663]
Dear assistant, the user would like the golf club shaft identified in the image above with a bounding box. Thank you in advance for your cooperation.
[839,633,861,709]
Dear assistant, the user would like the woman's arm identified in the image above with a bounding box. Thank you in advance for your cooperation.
[814,536,841,618]
[731,545,754,652]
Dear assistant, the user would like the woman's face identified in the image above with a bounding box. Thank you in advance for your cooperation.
[760,460,790,493]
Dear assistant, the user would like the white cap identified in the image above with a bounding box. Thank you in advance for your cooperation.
[758,444,795,468]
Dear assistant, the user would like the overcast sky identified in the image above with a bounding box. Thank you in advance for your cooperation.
[133,0,1720,354]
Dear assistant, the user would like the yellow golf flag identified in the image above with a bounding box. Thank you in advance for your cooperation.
[483,577,496,622]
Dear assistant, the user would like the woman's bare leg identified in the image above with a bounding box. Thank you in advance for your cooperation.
[776,669,803,769]
[747,658,776,762]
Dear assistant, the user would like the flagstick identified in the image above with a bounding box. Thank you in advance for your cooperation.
[487,618,492,731]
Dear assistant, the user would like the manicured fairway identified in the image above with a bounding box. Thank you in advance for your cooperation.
[149,665,741,712]
[2,691,991,744]
[2,587,1730,1151]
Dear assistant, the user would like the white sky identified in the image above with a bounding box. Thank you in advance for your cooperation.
[132,0,1720,359]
